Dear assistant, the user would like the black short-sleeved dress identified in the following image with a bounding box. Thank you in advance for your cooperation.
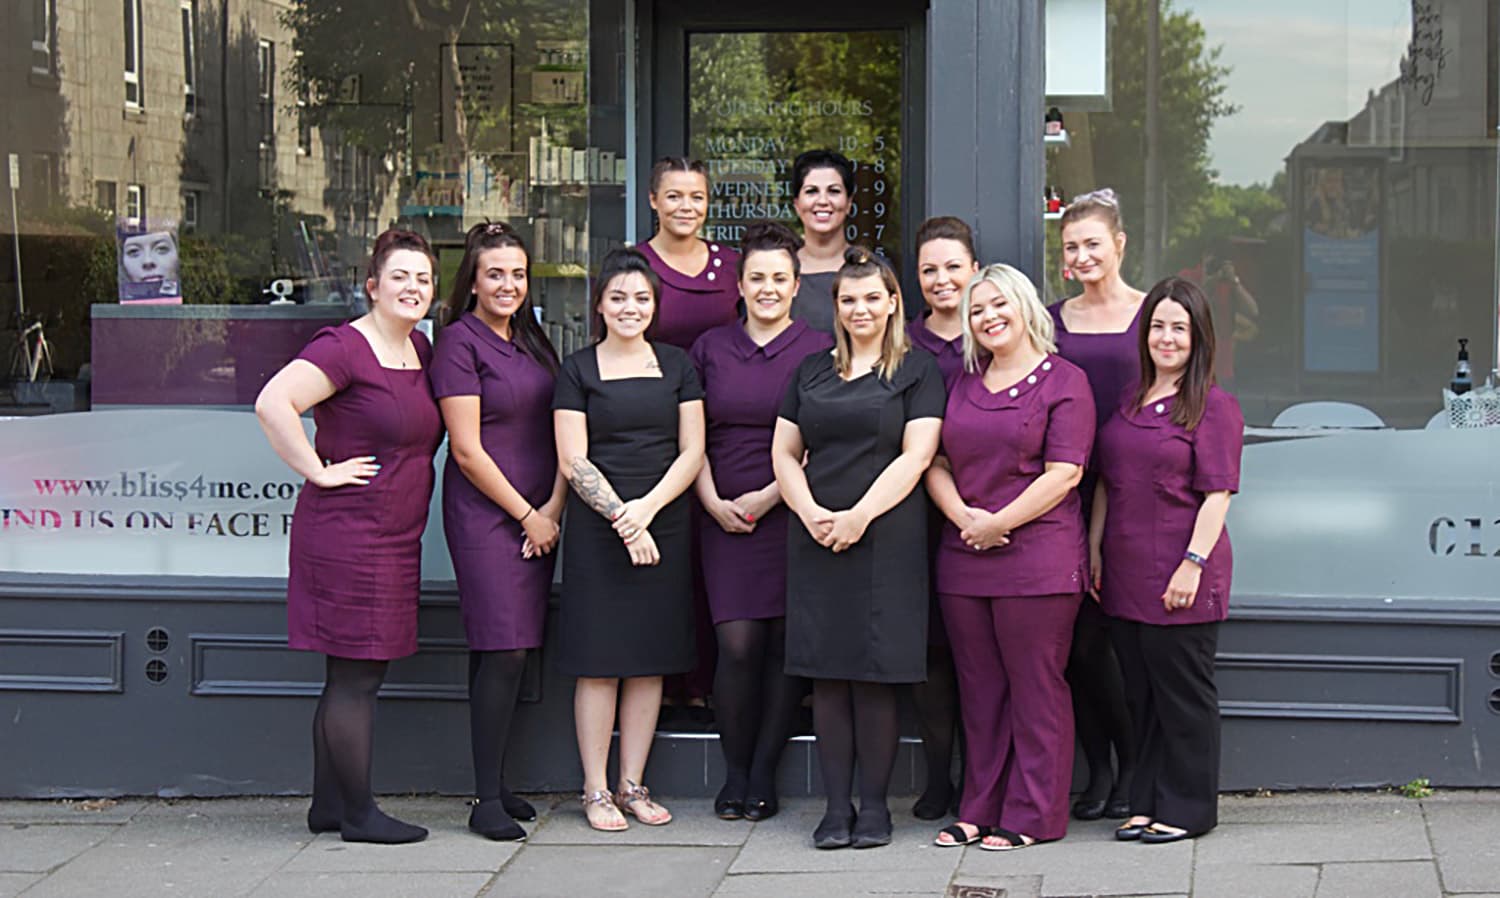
[778,347,947,683]
[551,342,705,678]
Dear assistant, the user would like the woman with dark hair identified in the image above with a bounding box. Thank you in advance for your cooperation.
[928,265,1094,852]
[690,221,833,823]
[789,149,856,333]
[773,247,945,850]
[906,215,980,820]
[1092,277,1243,845]
[431,221,564,841]
[640,156,741,349]
[1050,188,1143,821]
[255,229,444,844]
[552,247,706,832]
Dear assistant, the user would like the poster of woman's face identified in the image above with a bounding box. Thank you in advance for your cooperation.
[118,224,183,304]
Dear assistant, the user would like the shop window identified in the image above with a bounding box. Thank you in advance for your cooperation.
[125,183,144,227]
[258,39,275,147]
[124,0,143,108]
[181,0,198,116]
[31,0,56,76]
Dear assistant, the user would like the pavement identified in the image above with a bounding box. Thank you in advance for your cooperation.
[2,790,1498,897]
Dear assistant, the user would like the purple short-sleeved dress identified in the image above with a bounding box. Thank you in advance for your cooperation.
[286,324,444,660]
[690,320,833,624]
[1048,300,1141,519]
[1096,386,1244,626]
[639,241,742,350]
[430,313,558,651]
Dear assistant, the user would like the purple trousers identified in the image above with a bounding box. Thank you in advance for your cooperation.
[941,592,1082,840]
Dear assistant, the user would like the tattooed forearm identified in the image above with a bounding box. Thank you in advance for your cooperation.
[566,456,625,520]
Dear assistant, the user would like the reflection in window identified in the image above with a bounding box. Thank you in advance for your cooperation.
[181,0,197,115]
[258,40,276,147]
[31,0,56,76]
[123,0,143,107]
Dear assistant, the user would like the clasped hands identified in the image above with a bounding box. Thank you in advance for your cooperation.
[954,505,1011,552]
[611,499,661,567]
[798,505,870,554]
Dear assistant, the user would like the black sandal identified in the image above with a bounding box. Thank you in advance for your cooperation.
[979,827,1038,851]
[934,823,988,847]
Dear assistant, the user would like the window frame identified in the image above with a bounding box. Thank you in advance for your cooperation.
[295,50,312,155]
[257,39,276,147]
[125,183,145,228]
[124,0,144,109]
[182,190,200,232]
[181,0,198,116]
[32,0,56,76]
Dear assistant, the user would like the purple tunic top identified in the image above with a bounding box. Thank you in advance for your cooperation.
[1096,386,1244,626]
[430,313,558,651]
[689,320,834,623]
[935,355,1096,599]
[640,240,742,350]
[908,312,968,389]
[286,324,443,660]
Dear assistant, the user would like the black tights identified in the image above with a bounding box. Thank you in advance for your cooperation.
[813,679,900,816]
[910,641,961,810]
[713,618,801,798]
[308,656,424,842]
[468,649,528,801]
[1066,601,1135,802]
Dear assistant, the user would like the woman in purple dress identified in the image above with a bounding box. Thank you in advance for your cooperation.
[690,222,833,823]
[905,216,980,820]
[928,265,1095,851]
[553,248,706,832]
[1049,189,1145,821]
[1093,278,1242,844]
[431,222,565,842]
[255,229,444,844]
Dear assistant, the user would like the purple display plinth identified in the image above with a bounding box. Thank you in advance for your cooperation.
[90,304,353,406]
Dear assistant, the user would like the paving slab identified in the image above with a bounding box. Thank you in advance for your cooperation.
[713,870,966,897]
[1217,791,1416,825]
[1192,862,1319,898]
[17,814,308,898]
[1422,797,1500,894]
[728,802,964,876]
[0,799,145,825]
[527,796,754,846]
[280,824,519,874]
[247,871,492,898]
[953,828,1193,897]
[0,873,43,898]
[940,873,1044,898]
[0,824,113,873]
[494,845,735,898]
[1314,861,1442,898]
[1195,818,1431,866]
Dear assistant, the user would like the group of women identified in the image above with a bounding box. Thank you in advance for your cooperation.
[254,153,1243,853]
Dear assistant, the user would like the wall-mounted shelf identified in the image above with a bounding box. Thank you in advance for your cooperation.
[1044,130,1071,148]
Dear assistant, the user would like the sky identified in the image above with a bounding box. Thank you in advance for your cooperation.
[1186,0,1415,185]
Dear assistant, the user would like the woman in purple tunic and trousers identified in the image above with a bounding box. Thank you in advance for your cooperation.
[1093,278,1242,844]
[773,248,945,850]
[906,216,980,820]
[432,222,565,842]
[691,222,833,822]
[1049,189,1144,821]
[255,230,444,844]
[928,265,1095,851]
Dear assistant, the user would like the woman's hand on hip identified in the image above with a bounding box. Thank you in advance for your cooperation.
[1161,561,1202,612]
[310,455,380,489]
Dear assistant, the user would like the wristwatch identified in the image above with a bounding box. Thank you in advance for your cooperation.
[1183,550,1209,567]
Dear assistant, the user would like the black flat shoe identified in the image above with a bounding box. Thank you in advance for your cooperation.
[1071,798,1107,821]
[714,797,745,820]
[743,796,778,821]
[1104,797,1132,820]
[813,809,855,849]
[501,788,537,823]
[1115,821,1149,841]
[468,799,526,842]
[851,806,893,849]
[1140,824,1194,844]
[912,784,954,821]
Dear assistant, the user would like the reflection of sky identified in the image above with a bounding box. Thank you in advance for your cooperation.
[1187,0,1411,185]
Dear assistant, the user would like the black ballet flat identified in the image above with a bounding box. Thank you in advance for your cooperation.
[1071,797,1108,821]
[743,795,778,821]
[501,788,537,823]
[1115,821,1150,841]
[1104,797,1132,820]
[1140,824,1195,844]
[715,797,745,820]
[851,806,893,849]
[912,784,954,821]
[813,810,855,849]
[468,799,526,842]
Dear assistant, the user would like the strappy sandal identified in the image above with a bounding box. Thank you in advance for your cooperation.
[979,827,1039,851]
[581,789,628,832]
[615,780,672,826]
[934,823,989,847]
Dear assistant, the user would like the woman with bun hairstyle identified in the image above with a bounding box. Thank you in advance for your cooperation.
[906,215,981,820]
[691,221,834,823]
[640,156,741,349]
[431,221,564,841]
[1093,278,1243,845]
[773,247,945,850]
[927,264,1095,852]
[552,248,706,832]
[788,150,856,334]
[255,229,444,844]
[1049,188,1143,821]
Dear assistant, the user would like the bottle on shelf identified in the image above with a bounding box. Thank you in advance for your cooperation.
[1045,107,1065,136]
[1450,338,1473,395]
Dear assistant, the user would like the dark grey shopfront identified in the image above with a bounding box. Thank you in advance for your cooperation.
[4,0,1500,798]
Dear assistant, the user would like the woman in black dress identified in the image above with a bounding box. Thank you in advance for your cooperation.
[553,248,707,831]
[772,247,946,849]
